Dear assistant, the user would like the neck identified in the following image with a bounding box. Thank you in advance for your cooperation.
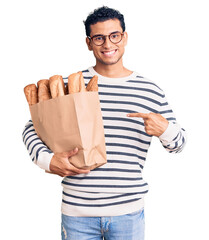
[94,61,132,78]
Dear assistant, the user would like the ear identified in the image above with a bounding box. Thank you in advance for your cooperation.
[86,37,93,51]
[123,32,128,46]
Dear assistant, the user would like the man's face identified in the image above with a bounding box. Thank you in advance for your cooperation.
[86,19,128,66]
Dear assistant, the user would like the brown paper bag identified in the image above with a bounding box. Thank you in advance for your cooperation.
[29,91,107,170]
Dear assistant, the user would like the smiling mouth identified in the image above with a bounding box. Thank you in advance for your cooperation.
[102,49,117,57]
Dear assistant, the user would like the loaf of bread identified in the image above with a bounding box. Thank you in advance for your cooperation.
[24,84,38,106]
[24,72,99,106]
[49,75,66,98]
[79,72,87,92]
[37,79,51,102]
[68,72,86,93]
[86,75,98,91]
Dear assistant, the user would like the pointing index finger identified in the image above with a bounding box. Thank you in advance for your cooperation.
[127,112,149,119]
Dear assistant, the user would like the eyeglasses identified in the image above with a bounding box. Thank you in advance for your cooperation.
[88,31,124,46]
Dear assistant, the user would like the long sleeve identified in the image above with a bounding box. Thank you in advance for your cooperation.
[158,94,186,153]
[22,120,54,171]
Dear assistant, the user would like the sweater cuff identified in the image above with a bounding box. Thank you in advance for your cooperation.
[36,151,54,171]
[159,122,181,143]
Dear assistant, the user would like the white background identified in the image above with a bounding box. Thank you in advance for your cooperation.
[1,0,209,239]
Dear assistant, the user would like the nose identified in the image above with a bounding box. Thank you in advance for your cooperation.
[102,36,112,48]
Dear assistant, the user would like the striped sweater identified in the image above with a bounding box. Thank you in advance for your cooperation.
[22,66,186,216]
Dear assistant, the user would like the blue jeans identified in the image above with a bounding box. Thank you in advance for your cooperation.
[61,208,145,240]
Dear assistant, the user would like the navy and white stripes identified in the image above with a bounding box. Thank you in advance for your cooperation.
[22,121,52,161]
[22,67,186,216]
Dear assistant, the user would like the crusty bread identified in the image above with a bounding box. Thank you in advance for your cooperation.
[68,73,80,93]
[24,72,98,106]
[37,79,51,102]
[24,84,38,105]
[68,72,86,93]
[49,75,65,98]
[86,75,98,91]
[78,72,86,92]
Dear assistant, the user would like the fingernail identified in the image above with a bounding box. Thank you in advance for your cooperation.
[127,114,130,116]
[74,147,78,152]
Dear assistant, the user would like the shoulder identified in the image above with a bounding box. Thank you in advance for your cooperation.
[128,72,165,96]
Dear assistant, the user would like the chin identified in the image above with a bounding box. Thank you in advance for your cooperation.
[98,57,122,66]
[102,61,119,65]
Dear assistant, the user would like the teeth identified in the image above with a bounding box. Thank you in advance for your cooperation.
[103,50,115,55]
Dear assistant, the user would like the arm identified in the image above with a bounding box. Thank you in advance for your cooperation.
[127,96,186,153]
[22,120,53,171]
[22,120,90,176]
[157,94,186,153]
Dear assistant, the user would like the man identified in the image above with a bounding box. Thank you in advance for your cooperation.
[22,6,186,240]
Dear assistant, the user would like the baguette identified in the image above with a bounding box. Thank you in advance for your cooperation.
[37,79,51,102]
[49,75,65,98]
[86,75,98,91]
[68,72,86,93]
[24,84,38,106]
[78,72,86,92]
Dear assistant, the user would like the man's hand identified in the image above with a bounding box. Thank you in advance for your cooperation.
[48,148,90,177]
[127,112,169,137]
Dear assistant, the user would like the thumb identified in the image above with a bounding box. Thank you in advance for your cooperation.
[64,148,79,158]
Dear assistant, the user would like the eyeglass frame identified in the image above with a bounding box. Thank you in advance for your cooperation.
[87,31,124,46]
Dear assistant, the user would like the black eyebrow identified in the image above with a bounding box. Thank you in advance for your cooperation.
[110,31,121,34]
[92,31,121,38]
[92,34,104,38]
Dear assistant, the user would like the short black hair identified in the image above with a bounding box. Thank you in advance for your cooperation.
[84,6,125,37]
